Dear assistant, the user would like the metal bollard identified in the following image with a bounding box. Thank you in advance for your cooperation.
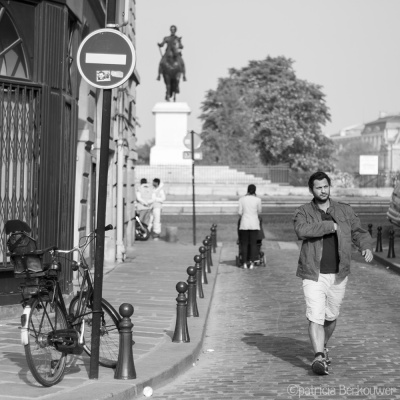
[206,235,213,266]
[172,282,190,343]
[214,224,218,248]
[203,239,211,273]
[199,246,208,284]
[388,229,396,258]
[194,255,204,298]
[186,266,199,317]
[211,225,217,253]
[368,223,373,237]
[376,226,383,252]
[114,303,137,380]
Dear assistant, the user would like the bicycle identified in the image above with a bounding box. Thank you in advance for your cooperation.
[5,219,121,387]
[134,211,150,241]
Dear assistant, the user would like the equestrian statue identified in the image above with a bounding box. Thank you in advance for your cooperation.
[157,25,187,102]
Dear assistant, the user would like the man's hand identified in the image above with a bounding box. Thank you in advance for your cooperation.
[362,249,373,262]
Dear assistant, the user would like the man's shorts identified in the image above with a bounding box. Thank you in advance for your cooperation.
[302,274,348,325]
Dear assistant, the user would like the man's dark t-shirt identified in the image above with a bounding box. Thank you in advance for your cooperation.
[318,208,339,274]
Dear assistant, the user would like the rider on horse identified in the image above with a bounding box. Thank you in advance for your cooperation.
[157,25,187,82]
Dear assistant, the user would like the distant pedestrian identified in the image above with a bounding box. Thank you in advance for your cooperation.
[152,178,166,239]
[293,171,373,376]
[238,184,262,269]
[135,178,153,226]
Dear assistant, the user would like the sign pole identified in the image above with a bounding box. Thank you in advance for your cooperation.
[191,130,196,246]
[89,0,116,380]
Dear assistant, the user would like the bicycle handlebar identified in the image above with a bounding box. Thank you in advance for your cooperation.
[95,224,114,233]
[56,224,114,255]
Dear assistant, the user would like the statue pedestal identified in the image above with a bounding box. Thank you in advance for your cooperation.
[150,102,191,165]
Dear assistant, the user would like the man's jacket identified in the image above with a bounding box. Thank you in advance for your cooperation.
[293,199,373,281]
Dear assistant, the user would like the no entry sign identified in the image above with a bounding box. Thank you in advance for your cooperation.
[77,29,136,89]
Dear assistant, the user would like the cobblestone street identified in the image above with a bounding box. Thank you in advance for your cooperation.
[149,244,400,400]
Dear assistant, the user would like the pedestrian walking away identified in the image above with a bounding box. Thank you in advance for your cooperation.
[238,184,262,269]
[152,178,166,239]
[293,171,373,376]
[135,178,153,227]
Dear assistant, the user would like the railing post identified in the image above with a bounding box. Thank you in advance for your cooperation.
[114,303,136,380]
[194,255,204,298]
[375,226,383,253]
[388,229,396,258]
[186,266,199,317]
[172,282,190,343]
[206,235,213,266]
[199,246,208,284]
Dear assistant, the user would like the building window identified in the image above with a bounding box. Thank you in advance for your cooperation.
[0,6,29,79]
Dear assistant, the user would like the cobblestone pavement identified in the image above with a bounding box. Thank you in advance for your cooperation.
[149,244,400,400]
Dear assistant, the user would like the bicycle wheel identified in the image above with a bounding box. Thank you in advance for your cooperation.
[136,223,150,241]
[25,298,68,386]
[69,297,120,368]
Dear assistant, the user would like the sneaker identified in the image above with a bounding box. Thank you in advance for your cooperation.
[249,262,254,269]
[242,263,248,269]
[311,355,329,375]
[324,347,331,366]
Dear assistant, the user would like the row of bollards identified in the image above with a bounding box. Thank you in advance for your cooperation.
[368,224,396,258]
[112,224,218,380]
[172,224,217,343]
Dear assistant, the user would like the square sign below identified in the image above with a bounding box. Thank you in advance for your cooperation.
[359,155,379,175]
[183,151,203,160]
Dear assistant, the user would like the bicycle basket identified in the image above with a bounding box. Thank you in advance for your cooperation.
[7,232,42,277]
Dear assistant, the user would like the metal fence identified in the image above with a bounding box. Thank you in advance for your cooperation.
[134,164,290,185]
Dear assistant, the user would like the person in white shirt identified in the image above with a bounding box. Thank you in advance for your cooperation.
[152,178,166,239]
[135,178,153,226]
[238,184,262,269]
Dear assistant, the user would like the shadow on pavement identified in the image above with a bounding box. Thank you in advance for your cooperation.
[241,333,311,372]
[3,351,35,386]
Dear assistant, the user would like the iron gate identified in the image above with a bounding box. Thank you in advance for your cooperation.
[0,80,41,264]
[0,80,41,304]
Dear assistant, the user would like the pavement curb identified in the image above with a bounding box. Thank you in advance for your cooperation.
[128,245,222,399]
[372,251,400,275]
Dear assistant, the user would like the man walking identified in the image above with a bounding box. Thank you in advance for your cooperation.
[293,171,373,375]
[152,178,166,239]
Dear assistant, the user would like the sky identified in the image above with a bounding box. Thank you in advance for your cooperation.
[135,0,400,145]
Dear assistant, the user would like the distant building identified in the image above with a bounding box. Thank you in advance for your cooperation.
[331,113,400,174]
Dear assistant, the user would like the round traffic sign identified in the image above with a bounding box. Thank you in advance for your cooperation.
[77,29,136,89]
[183,132,202,150]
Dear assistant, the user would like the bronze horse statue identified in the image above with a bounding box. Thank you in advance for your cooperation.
[160,46,182,102]
[157,25,186,102]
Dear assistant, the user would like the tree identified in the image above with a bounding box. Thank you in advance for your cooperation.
[136,138,155,164]
[199,56,334,171]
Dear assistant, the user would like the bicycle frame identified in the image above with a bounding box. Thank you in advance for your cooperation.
[9,222,119,386]
[20,231,98,350]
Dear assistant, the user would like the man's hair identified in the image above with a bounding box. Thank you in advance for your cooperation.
[153,178,160,185]
[170,25,177,30]
[308,172,331,190]
[247,184,256,195]
[140,178,147,184]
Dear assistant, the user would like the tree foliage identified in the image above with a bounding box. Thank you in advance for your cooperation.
[136,138,155,165]
[199,56,334,171]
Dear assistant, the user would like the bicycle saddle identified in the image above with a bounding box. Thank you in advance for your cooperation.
[5,220,31,234]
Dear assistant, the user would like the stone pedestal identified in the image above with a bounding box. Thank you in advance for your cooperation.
[150,102,191,165]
